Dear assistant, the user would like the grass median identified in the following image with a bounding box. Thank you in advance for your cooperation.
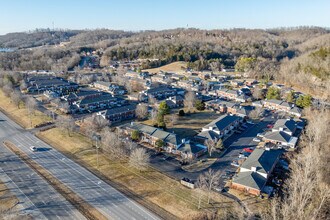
[37,127,239,219]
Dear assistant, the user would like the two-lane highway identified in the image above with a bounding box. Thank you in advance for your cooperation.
[0,111,160,220]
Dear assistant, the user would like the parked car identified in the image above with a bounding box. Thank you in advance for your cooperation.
[30,146,37,152]
[238,154,247,159]
[231,160,239,167]
[247,121,255,125]
[243,147,254,153]
[241,124,248,128]
[267,124,274,128]
[235,130,242,134]
[253,137,261,142]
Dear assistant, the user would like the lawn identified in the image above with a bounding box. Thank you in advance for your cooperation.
[0,90,51,129]
[143,61,188,74]
[37,127,239,219]
[143,110,220,139]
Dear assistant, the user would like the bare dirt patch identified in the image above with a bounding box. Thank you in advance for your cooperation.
[144,61,187,74]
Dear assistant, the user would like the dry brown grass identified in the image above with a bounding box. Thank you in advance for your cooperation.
[144,61,187,74]
[0,90,51,128]
[227,188,269,215]
[37,127,238,219]
[143,110,220,138]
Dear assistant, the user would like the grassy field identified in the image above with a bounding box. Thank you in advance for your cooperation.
[144,61,188,74]
[37,127,239,219]
[0,90,51,129]
[143,110,220,139]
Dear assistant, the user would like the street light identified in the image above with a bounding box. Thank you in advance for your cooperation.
[92,134,101,169]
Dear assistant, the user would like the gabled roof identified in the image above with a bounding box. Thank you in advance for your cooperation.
[203,114,241,131]
[152,129,171,140]
[78,95,118,105]
[102,104,136,116]
[241,149,282,175]
[226,90,238,95]
[263,131,292,143]
[272,119,297,133]
[122,123,181,146]
[177,142,206,154]
[196,130,220,141]
[289,106,302,115]
[147,86,175,94]
[280,101,292,108]
[252,100,263,106]
[94,81,111,87]
[265,99,283,105]
[232,171,267,191]
[221,101,238,108]
[164,133,181,146]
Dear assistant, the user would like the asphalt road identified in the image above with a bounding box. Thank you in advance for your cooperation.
[0,111,160,220]
[0,144,87,220]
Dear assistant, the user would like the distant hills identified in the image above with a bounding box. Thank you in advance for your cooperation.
[0,27,329,99]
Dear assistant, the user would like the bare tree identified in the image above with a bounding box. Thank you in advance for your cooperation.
[248,107,263,119]
[135,103,148,120]
[169,114,178,127]
[100,128,126,157]
[10,91,23,109]
[269,108,330,220]
[92,115,110,132]
[128,148,150,172]
[19,80,27,91]
[126,140,138,152]
[56,116,76,136]
[150,109,158,125]
[252,86,263,100]
[198,169,221,204]
[2,84,13,96]
[25,96,37,116]
[205,139,216,157]
[148,95,157,108]
[184,91,196,112]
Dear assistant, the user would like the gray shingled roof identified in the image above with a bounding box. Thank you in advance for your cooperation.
[178,142,206,154]
[94,81,111,87]
[103,104,136,116]
[232,171,267,191]
[272,119,297,133]
[265,99,283,105]
[78,95,118,105]
[203,114,241,131]
[241,149,282,175]
[263,131,292,143]
[123,123,181,146]
[196,130,220,141]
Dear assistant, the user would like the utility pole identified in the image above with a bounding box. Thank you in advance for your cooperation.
[96,138,99,169]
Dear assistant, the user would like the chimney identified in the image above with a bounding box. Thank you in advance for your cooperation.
[209,126,213,130]
[182,138,186,144]
[279,127,283,131]
[251,166,257,172]
[265,147,270,151]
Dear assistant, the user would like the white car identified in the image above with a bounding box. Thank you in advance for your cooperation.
[253,137,261,142]
[30,146,37,152]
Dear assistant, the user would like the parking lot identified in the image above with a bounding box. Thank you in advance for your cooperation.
[145,110,279,190]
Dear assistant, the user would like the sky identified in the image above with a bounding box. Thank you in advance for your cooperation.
[0,0,329,35]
